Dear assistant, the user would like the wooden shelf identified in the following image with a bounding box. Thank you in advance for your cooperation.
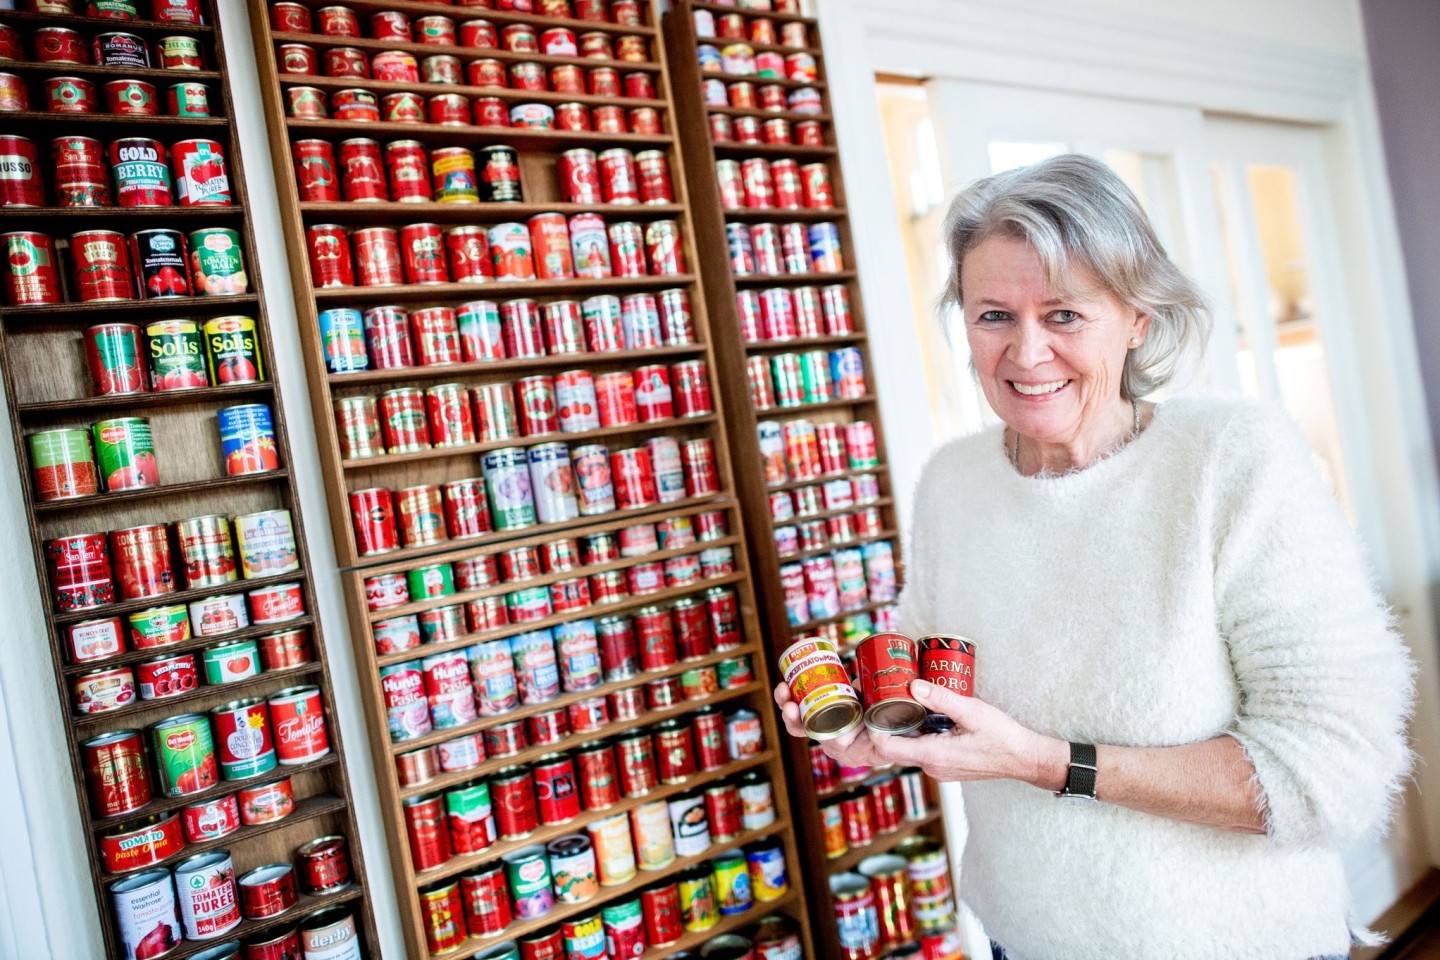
[1,294,261,323]
[55,570,306,628]
[0,206,244,224]
[374,571,746,671]
[779,528,897,563]
[328,343,703,387]
[767,464,888,493]
[168,885,365,960]
[33,470,289,514]
[397,663,761,799]
[284,118,672,152]
[300,201,686,225]
[734,269,855,287]
[706,104,830,123]
[270,31,662,74]
[701,69,826,91]
[724,203,846,220]
[826,811,946,875]
[754,394,877,416]
[743,333,864,351]
[0,60,222,82]
[274,71,665,113]
[266,0,658,39]
[98,792,346,880]
[1,111,230,135]
[17,383,273,418]
[311,273,696,306]
[792,600,893,634]
[342,413,718,471]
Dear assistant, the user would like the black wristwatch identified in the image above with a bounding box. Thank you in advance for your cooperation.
[1055,742,1098,803]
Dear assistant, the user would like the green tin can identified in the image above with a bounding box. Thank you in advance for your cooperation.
[482,447,537,531]
[128,604,191,648]
[27,428,99,501]
[677,865,719,932]
[503,843,553,919]
[799,350,834,403]
[716,656,754,690]
[145,319,209,391]
[152,712,218,797]
[88,0,139,17]
[445,782,494,849]
[187,227,248,296]
[202,638,259,684]
[600,898,643,942]
[407,564,455,600]
[770,353,804,407]
[712,850,754,915]
[92,416,159,491]
[167,81,210,118]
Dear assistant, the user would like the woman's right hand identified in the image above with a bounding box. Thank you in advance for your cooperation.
[774,682,889,769]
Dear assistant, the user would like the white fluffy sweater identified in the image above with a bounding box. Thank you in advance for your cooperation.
[898,398,1414,960]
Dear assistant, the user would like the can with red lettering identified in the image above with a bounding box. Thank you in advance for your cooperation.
[297,835,351,893]
[492,766,540,840]
[404,794,452,871]
[267,685,329,765]
[305,224,353,288]
[642,882,684,947]
[70,230,133,302]
[364,305,414,368]
[0,137,43,208]
[339,138,387,202]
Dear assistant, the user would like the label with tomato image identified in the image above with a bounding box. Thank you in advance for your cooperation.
[137,653,198,701]
[152,713,220,797]
[4,231,63,305]
[238,777,295,825]
[203,316,264,384]
[187,227,248,296]
[146,320,209,391]
[211,698,277,779]
[172,139,230,207]
[131,228,191,299]
[218,404,280,476]
[93,416,160,491]
[128,604,191,649]
[85,323,148,396]
[488,222,537,281]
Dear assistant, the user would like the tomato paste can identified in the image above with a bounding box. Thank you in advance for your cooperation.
[92,417,159,491]
[503,843,554,919]
[109,524,173,601]
[4,231,63,305]
[67,617,125,665]
[779,637,862,739]
[111,869,182,959]
[267,685,330,765]
[29,432,98,509]
[641,881,683,946]
[334,138,384,202]
[84,729,153,819]
[69,229,133,302]
[208,696,276,779]
[290,140,337,203]
[353,227,403,287]
[98,78,153,117]
[440,477,489,540]
[0,76,24,113]
[79,324,145,399]
[528,212,574,280]
[186,592,245,638]
[397,484,446,548]
[167,138,229,206]
[232,508,299,579]
[164,81,209,118]
[33,27,87,65]
[254,629,309,675]
[177,791,241,845]
[144,319,207,390]
[295,834,351,894]
[432,146,479,203]
[831,871,880,959]
[110,138,171,207]
[0,137,43,207]
[417,880,465,954]
[127,229,191,300]
[457,864,509,938]
[363,305,413,368]
[218,404,279,476]
[401,224,448,287]
[299,907,361,958]
[533,753,581,825]
[71,663,135,714]
[305,224,353,289]
[235,863,297,922]
[188,227,248,296]
[101,810,184,875]
[917,633,975,704]
[608,221,646,278]
[413,308,462,366]
[854,631,925,734]
[348,488,397,557]
[248,582,305,625]
[381,661,430,743]
[198,638,257,684]
[151,713,218,797]
[202,316,262,386]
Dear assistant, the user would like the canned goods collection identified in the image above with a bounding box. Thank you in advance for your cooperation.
[717,157,835,212]
[828,838,960,960]
[0,50,209,127]
[302,212,686,288]
[746,346,869,410]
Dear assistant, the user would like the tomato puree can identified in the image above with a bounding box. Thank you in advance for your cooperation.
[175,850,242,940]
[855,631,925,734]
[779,637,862,739]
[172,139,231,206]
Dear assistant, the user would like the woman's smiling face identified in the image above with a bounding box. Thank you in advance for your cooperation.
[962,233,1151,449]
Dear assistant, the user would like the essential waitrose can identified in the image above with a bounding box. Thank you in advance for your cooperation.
[110,869,181,960]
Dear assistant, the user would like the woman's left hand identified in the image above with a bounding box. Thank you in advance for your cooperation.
[874,679,1065,788]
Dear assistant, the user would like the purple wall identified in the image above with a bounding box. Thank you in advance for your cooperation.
[1361,0,1440,458]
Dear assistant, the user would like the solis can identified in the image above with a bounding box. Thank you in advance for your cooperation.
[204,316,263,385]
[145,319,207,390]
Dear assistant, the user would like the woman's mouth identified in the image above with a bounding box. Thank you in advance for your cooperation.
[1009,379,1071,397]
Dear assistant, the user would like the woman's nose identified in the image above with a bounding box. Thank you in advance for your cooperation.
[1009,319,1054,367]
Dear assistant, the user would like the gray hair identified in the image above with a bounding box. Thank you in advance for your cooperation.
[941,154,1210,399]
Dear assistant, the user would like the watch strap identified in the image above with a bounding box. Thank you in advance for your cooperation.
[1057,741,1098,800]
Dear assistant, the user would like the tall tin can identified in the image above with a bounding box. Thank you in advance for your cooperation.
[203,316,263,385]
[2,232,62,305]
[172,139,230,206]
[85,324,147,395]
[131,228,191,299]
[482,447,537,530]
[146,319,208,390]
[93,417,159,490]
[218,404,280,476]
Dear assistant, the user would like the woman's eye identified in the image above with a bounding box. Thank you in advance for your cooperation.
[1051,310,1081,324]
[978,311,1009,323]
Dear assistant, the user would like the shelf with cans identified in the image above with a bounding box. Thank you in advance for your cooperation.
[0,2,379,958]
[665,4,964,960]
[247,0,816,956]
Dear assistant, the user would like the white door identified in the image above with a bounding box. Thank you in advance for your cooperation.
[1206,115,1433,918]
[901,82,1437,922]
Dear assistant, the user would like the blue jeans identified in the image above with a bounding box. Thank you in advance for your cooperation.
[992,944,1348,960]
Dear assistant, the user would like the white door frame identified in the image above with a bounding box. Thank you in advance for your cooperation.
[817,0,1440,873]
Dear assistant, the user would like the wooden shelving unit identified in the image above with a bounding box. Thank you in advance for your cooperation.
[0,3,375,956]
[663,3,959,956]
[244,0,814,955]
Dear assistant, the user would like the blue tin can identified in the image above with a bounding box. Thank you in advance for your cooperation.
[726,222,754,275]
[830,346,866,399]
[217,403,278,476]
[807,222,844,273]
[697,43,722,71]
[318,307,368,373]
[744,839,789,900]
[509,628,561,704]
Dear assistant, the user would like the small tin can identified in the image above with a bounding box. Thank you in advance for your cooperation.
[238,777,294,825]
[296,835,351,893]
[780,637,862,740]
[855,631,926,734]
[239,863,297,920]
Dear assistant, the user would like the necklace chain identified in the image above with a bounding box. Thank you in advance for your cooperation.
[1010,398,1142,471]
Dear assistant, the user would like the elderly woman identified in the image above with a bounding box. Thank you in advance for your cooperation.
[775,154,1414,959]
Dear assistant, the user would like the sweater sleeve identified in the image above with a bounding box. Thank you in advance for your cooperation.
[1214,404,1415,848]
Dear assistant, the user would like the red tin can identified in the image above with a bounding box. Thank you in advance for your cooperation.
[338,138,386,201]
[3,232,62,305]
[483,721,526,760]
[100,812,184,874]
[869,774,905,834]
[460,19,499,48]
[609,686,644,722]
[854,631,924,734]
[692,709,728,771]
[527,707,569,746]
[411,306,462,364]
[405,794,452,871]
[297,835,351,893]
[802,162,835,208]
[426,382,475,447]
[918,633,975,696]
[555,102,590,131]
[611,447,656,509]
[371,10,413,41]
[443,478,491,539]
[557,148,601,204]
[599,148,638,204]
[71,229,134,302]
[397,485,446,547]
[291,140,340,202]
[576,742,620,810]
[516,375,559,436]
[83,730,151,817]
[379,387,430,452]
[529,212,575,281]
[270,2,313,32]
[420,882,466,954]
[353,227,404,286]
[461,865,512,938]
[0,137,43,207]
[533,753,581,825]
[400,223,449,285]
[608,221,646,278]
[653,721,696,784]
[350,487,399,555]
[239,864,297,920]
[364,305,414,368]
[705,781,743,841]
[492,766,540,839]
[34,27,88,65]
[672,360,713,417]
[43,76,95,114]
[682,438,720,497]
[642,882,684,947]
[636,150,673,204]
[617,733,658,797]
[673,599,711,660]
[796,119,826,146]
[324,47,369,79]
[306,224,354,288]
[136,653,198,701]
[278,43,318,75]
[645,220,684,275]
[445,227,493,284]
[841,789,877,846]
[109,524,173,601]
[268,685,329,765]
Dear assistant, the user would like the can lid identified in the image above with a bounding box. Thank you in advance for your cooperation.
[803,699,862,740]
[863,698,926,735]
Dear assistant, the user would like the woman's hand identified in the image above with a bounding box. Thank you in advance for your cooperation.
[873,679,1066,788]
[773,682,889,769]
